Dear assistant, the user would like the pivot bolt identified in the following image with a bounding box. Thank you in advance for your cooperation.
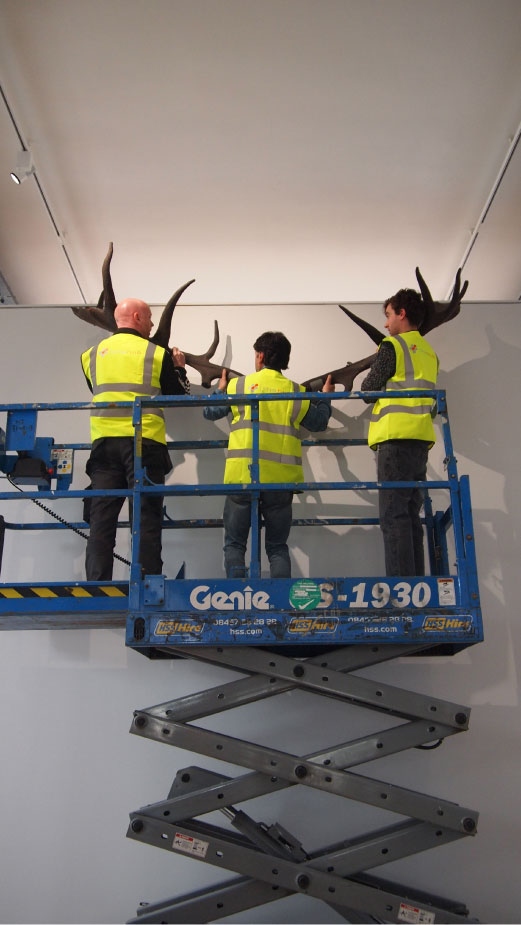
[293,664,305,678]
[297,874,310,889]
[455,712,467,726]
[134,715,147,728]
[463,817,476,833]
[131,819,144,833]
[294,765,308,779]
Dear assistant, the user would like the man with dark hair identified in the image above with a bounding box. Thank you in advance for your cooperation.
[361,289,439,576]
[204,331,333,578]
[252,331,291,370]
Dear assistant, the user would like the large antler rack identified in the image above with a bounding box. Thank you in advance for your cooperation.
[71,249,467,393]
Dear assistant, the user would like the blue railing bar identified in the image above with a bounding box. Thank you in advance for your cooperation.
[459,475,480,605]
[130,406,144,583]
[0,489,132,501]
[45,438,371,452]
[133,388,447,408]
[438,508,453,532]
[0,480,454,502]
[2,516,385,531]
[0,389,447,414]
[0,401,132,412]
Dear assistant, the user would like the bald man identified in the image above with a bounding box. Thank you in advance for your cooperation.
[81,298,189,580]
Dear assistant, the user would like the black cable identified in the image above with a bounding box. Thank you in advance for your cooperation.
[5,475,131,567]
[416,739,443,750]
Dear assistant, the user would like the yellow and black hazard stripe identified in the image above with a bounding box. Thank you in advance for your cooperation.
[0,584,128,599]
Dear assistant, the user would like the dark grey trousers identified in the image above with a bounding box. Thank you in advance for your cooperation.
[85,437,166,580]
[376,440,429,577]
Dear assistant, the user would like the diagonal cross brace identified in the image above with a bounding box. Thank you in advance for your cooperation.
[127,813,472,924]
[131,710,477,833]
[134,718,461,822]
[160,645,470,729]
[141,643,435,722]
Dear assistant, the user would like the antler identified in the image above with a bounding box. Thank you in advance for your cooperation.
[71,242,117,332]
[301,266,468,390]
[299,305,381,391]
[415,266,468,335]
[71,243,195,351]
[184,321,242,388]
[150,279,195,348]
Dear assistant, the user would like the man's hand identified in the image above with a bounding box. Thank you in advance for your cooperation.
[172,346,186,368]
[218,368,228,391]
[321,374,334,393]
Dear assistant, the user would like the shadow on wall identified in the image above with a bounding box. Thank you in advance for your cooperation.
[439,324,521,680]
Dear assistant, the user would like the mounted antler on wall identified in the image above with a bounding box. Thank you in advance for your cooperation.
[301,266,468,392]
[71,242,195,347]
[71,247,467,391]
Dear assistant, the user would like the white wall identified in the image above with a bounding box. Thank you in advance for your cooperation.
[0,301,519,924]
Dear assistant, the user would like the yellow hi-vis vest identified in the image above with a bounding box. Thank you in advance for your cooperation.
[81,333,166,444]
[224,367,310,484]
[368,331,438,449]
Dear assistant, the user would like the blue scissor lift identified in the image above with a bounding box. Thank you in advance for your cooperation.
[0,392,482,924]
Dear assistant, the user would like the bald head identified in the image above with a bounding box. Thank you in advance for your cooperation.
[114,299,153,338]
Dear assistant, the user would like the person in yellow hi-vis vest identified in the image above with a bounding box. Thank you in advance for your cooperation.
[361,289,439,576]
[81,298,190,580]
[204,332,333,578]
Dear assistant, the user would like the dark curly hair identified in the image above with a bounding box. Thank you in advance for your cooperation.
[253,331,291,371]
[384,289,425,328]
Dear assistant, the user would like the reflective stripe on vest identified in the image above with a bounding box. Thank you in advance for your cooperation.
[82,334,166,444]
[368,332,438,449]
[224,368,310,484]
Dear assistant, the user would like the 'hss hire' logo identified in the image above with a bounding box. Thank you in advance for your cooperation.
[189,585,270,611]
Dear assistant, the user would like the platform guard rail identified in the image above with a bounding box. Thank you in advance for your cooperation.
[0,390,482,653]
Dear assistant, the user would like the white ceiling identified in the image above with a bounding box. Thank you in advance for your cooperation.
[1,0,521,308]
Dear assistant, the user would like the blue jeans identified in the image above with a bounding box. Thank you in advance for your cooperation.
[376,441,429,576]
[223,491,293,578]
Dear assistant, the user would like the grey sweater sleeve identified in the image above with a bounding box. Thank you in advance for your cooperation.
[360,342,396,402]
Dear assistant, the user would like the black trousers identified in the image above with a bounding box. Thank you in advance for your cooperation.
[376,440,429,577]
[85,437,168,581]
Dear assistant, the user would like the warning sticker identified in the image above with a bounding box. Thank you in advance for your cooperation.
[173,832,209,858]
[398,902,435,923]
[437,578,456,606]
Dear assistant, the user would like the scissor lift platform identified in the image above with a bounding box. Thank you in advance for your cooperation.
[126,572,481,653]
[0,392,482,922]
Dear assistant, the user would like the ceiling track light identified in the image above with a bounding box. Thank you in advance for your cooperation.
[10,150,34,184]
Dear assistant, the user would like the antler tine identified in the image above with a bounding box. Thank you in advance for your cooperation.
[417,265,468,336]
[449,267,469,306]
[149,279,196,348]
[415,266,434,308]
[70,241,118,332]
[71,303,116,332]
[203,319,220,361]
[302,354,376,392]
[183,321,243,388]
[102,241,116,317]
[338,304,384,347]
[301,304,385,391]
